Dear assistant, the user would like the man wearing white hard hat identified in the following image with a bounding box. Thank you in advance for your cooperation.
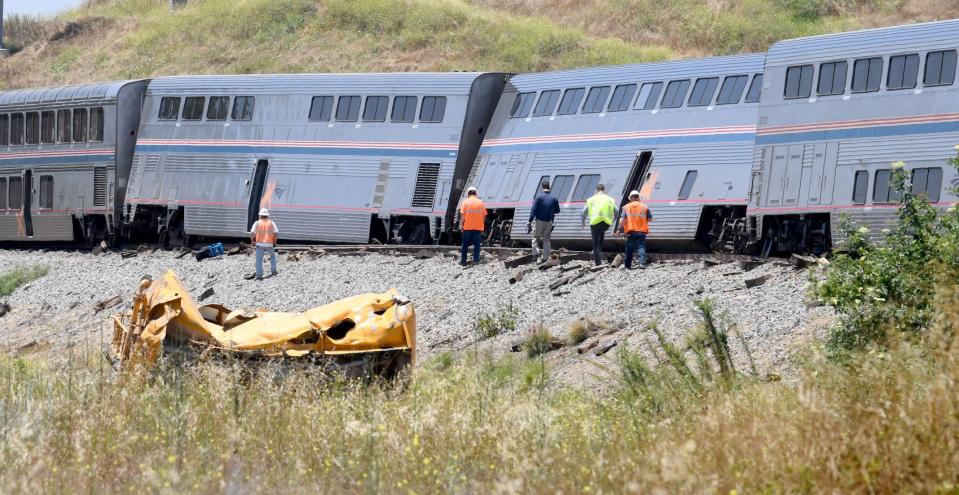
[616,190,653,269]
[249,208,279,280]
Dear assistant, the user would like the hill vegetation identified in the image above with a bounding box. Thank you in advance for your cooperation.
[1,0,958,90]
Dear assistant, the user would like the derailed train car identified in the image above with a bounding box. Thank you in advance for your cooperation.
[746,19,959,254]
[0,80,148,243]
[124,73,505,245]
[467,54,765,251]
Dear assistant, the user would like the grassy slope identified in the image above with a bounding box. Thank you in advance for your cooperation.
[2,0,959,90]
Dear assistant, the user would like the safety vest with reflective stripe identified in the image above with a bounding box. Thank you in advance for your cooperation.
[253,219,277,245]
[586,193,616,226]
[622,201,650,234]
[460,196,487,231]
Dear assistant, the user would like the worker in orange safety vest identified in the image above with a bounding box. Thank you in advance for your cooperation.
[459,186,487,266]
[616,190,653,269]
[249,207,279,280]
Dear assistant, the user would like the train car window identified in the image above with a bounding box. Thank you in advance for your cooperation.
[533,176,550,199]
[852,57,883,93]
[25,112,39,145]
[606,84,637,112]
[9,177,22,209]
[678,170,698,200]
[887,54,919,90]
[581,86,611,114]
[911,167,943,202]
[158,97,180,120]
[206,96,230,121]
[420,96,446,123]
[231,96,255,121]
[10,114,24,146]
[817,61,848,96]
[570,174,600,202]
[391,96,417,123]
[39,176,53,209]
[716,75,749,105]
[924,50,957,87]
[552,175,575,202]
[745,74,763,103]
[532,90,560,117]
[335,96,361,122]
[40,111,55,144]
[363,96,389,122]
[557,88,585,115]
[872,169,902,203]
[661,80,691,108]
[0,178,5,209]
[0,115,8,146]
[784,65,814,99]
[308,96,334,122]
[852,171,868,204]
[510,92,536,118]
[89,107,104,142]
[72,108,87,142]
[57,109,72,143]
[635,82,663,110]
[688,77,719,107]
[181,97,205,120]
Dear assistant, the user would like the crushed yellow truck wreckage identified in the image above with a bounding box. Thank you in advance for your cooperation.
[110,270,415,378]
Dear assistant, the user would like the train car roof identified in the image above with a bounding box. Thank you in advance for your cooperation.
[0,80,145,108]
[767,18,959,66]
[505,53,766,91]
[146,72,504,95]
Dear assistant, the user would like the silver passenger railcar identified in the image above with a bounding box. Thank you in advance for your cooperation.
[0,80,148,243]
[470,54,764,250]
[126,73,505,245]
[746,20,959,254]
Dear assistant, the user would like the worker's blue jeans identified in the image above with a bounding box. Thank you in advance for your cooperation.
[625,232,647,269]
[255,244,278,279]
[461,230,482,265]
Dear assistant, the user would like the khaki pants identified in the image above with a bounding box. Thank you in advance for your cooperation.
[532,219,553,260]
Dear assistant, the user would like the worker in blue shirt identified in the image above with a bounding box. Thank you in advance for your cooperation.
[527,180,561,261]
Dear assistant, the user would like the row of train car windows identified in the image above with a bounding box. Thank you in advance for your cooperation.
[850,167,943,205]
[533,170,699,202]
[0,108,105,146]
[784,50,957,99]
[509,74,763,119]
[0,176,53,209]
[307,95,446,124]
[158,96,254,121]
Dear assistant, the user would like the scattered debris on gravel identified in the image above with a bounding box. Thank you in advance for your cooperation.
[0,248,834,387]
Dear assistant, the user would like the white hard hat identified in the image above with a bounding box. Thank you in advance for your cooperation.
[629,190,641,198]
[259,208,270,216]
[466,186,477,193]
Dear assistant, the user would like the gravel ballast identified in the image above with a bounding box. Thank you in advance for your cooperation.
[0,248,834,385]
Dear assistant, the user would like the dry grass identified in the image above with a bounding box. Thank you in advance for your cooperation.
[1,296,957,493]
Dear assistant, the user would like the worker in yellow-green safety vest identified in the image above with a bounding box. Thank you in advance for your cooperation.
[580,183,619,266]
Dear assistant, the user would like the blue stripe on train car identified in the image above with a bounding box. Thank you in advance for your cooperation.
[134,144,457,158]
[756,119,959,145]
[0,154,116,166]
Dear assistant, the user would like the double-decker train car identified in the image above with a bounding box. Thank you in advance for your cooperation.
[468,54,765,250]
[0,80,148,243]
[124,73,505,245]
[746,19,959,254]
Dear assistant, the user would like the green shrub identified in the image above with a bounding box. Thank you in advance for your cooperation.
[523,323,554,358]
[816,149,959,355]
[472,303,518,340]
[0,265,49,297]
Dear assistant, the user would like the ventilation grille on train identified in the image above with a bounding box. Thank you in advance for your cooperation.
[93,167,107,206]
[411,163,441,208]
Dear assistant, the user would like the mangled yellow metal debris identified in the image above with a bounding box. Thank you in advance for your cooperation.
[110,270,415,377]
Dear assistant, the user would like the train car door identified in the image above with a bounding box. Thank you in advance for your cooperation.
[246,159,269,229]
[766,146,788,206]
[22,170,33,238]
[620,151,653,206]
[782,145,805,206]
[806,142,838,205]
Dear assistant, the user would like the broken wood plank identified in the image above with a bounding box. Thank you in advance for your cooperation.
[93,295,123,312]
[745,274,772,288]
[504,253,537,269]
